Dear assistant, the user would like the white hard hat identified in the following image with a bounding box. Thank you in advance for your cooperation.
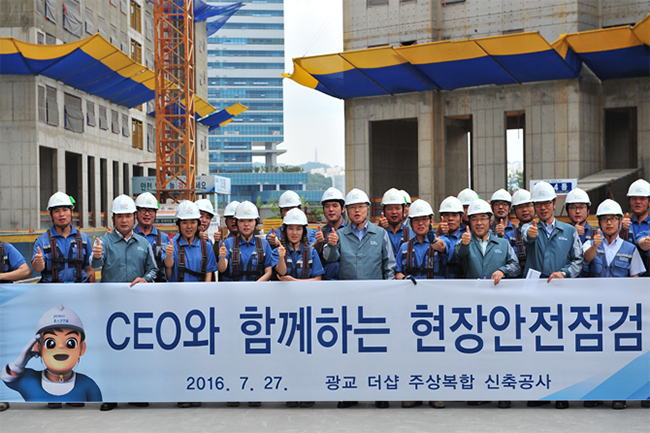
[135,192,159,210]
[283,208,308,226]
[195,199,215,216]
[627,179,650,197]
[382,188,406,206]
[36,304,84,336]
[596,199,624,218]
[224,201,240,217]
[400,190,412,205]
[457,188,479,205]
[278,191,302,208]
[345,188,371,207]
[490,189,512,203]
[112,195,137,214]
[531,181,556,202]
[565,188,591,206]
[47,191,75,211]
[409,199,434,218]
[439,196,464,213]
[235,201,260,220]
[467,199,494,217]
[511,189,532,207]
[321,187,345,205]
[176,201,201,220]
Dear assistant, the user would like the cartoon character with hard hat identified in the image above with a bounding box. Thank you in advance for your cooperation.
[1,305,102,402]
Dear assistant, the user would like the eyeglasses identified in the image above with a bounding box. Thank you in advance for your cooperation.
[599,216,620,223]
[347,204,367,212]
[492,201,509,208]
[534,201,554,208]
[138,208,156,214]
[567,205,588,211]
[469,216,490,223]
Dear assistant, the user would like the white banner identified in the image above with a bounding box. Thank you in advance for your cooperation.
[1,279,648,403]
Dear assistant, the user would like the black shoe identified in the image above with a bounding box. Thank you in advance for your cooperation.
[299,401,314,408]
[128,402,149,407]
[226,402,240,407]
[67,403,85,407]
[375,401,389,408]
[177,402,191,408]
[401,401,423,408]
[248,402,261,407]
[47,403,62,409]
[642,400,650,408]
[429,401,445,409]
[337,401,358,408]
[583,401,603,407]
[286,401,299,408]
[612,400,626,410]
[100,403,117,411]
[555,401,569,409]
[467,401,491,406]
[498,401,511,408]
[190,402,201,407]
[527,401,551,407]
[0,402,8,412]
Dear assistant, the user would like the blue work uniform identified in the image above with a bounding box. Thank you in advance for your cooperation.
[220,235,278,281]
[315,221,346,280]
[164,235,218,282]
[91,229,158,282]
[267,227,317,246]
[281,243,324,279]
[522,219,583,278]
[626,214,650,276]
[386,222,415,260]
[135,225,170,281]
[582,236,646,277]
[323,220,395,280]
[32,226,92,283]
[456,234,521,279]
[1,368,102,402]
[490,220,516,244]
[396,235,446,279]
[440,226,464,279]
[0,241,26,282]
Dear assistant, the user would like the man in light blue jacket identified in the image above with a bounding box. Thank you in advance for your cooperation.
[323,188,395,281]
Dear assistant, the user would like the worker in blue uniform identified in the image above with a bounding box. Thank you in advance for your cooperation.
[377,188,415,259]
[565,188,594,244]
[437,196,466,280]
[312,187,346,280]
[267,191,316,248]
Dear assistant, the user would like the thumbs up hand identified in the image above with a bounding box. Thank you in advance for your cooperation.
[593,229,602,248]
[574,223,585,237]
[33,246,44,267]
[621,213,631,231]
[268,229,278,247]
[378,212,388,229]
[461,226,472,245]
[93,237,103,259]
[438,221,448,235]
[165,241,174,258]
[327,228,339,246]
[528,220,538,239]
[213,230,222,243]
[198,231,209,242]
[495,223,505,237]
[314,227,325,244]
[278,244,286,259]
[219,242,227,259]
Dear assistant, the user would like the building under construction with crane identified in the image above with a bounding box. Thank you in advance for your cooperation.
[0,0,243,231]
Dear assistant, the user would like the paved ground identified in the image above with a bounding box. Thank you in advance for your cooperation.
[1,401,649,433]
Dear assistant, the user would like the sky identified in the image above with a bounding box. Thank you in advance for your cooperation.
[278,0,345,168]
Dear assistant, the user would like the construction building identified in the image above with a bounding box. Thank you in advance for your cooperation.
[0,0,211,231]
[286,0,649,211]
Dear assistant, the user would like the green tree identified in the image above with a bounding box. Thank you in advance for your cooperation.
[508,170,524,193]
[307,173,332,191]
[256,196,263,208]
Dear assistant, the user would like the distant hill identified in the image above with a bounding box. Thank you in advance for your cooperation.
[300,161,330,172]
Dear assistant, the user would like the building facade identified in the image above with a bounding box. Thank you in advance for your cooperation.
[206,0,285,174]
[0,0,211,230]
[342,0,649,209]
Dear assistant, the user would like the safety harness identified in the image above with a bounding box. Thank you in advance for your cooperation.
[42,230,85,283]
[404,238,442,279]
[0,241,7,282]
[281,239,311,279]
[513,226,527,269]
[177,237,209,282]
[231,236,265,281]
[402,225,410,243]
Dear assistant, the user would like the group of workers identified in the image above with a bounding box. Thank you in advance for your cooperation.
[0,177,649,412]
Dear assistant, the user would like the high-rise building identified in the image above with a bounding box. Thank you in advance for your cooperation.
[206,0,285,174]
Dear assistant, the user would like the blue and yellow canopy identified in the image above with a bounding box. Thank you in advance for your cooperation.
[0,33,247,127]
[199,102,249,131]
[284,14,649,99]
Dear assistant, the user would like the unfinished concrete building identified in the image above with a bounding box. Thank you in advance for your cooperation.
[288,0,649,212]
[0,0,211,230]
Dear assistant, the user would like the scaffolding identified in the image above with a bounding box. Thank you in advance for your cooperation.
[154,0,196,203]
